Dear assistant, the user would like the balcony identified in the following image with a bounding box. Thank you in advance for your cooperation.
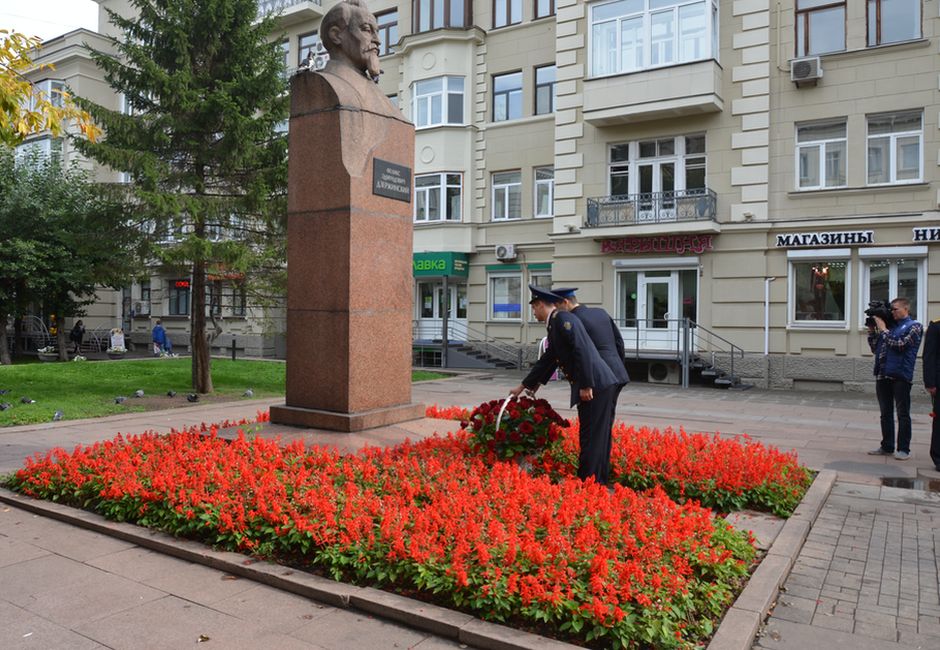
[586,189,718,228]
[583,60,723,126]
[257,0,324,27]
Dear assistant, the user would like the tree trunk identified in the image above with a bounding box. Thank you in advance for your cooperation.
[13,315,23,356]
[191,257,213,393]
[0,322,10,365]
[57,328,68,361]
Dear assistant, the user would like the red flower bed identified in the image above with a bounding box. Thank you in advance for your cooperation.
[425,404,471,421]
[538,421,811,516]
[461,397,569,460]
[7,415,754,649]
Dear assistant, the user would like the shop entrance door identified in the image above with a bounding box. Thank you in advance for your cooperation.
[415,281,467,340]
[637,271,679,349]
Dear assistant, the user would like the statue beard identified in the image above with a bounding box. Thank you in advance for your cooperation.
[364,49,380,79]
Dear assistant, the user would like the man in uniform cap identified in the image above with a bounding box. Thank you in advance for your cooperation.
[511,285,618,484]
[553,287,630,467]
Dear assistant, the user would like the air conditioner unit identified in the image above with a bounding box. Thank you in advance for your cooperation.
[648,361,680,385]
[790,56,822,87]
[495,244,517,261]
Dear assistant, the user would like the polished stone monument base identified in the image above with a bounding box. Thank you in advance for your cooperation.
[269,402,425,433]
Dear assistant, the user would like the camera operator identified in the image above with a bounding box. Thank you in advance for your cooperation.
[867,297,923,460]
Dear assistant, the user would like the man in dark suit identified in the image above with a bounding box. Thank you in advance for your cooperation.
[923,317,940,471]
[510,285,618,484]
[553,287,629,471]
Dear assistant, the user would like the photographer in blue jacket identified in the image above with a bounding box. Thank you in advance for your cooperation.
[867,297,923,460]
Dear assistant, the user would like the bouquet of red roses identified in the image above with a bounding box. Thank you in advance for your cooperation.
[461,395,569,460]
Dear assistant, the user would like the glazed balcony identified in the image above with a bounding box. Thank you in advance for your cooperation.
[586,189,718,228]
[257,0,324,27]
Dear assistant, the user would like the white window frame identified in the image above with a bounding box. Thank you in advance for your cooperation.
[786,248,852,330]
[606,134,705,196]
[414,172,462,223]
[866,110,923,186]
[858,246,927,327]
[795,119,847,191]
[412,76,464,129]
[534,167,554,218]
[488,272,524,321]
[492,170,522,221]
[589,0,719,78]
[528,268,552,321]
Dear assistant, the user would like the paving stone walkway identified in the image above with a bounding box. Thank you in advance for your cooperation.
[755,482,940,650]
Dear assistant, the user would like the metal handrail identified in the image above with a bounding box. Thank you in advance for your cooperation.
[615,317,745,388]
[257,0,321,17]
[586,188,717,227]
[412,320,525,369]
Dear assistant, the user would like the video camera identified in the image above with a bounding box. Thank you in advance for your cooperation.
[864,299,895,330]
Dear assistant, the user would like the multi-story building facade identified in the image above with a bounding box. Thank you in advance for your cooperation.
[16,0,940,389]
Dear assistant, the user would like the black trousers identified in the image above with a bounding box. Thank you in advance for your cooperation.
[576,384,618,485]
[875,377,912,453]
[931,393,940,469]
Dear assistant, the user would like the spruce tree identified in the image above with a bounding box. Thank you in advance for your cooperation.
[76,0,288,392]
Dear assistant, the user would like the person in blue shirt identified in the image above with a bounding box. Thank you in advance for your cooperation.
[152,319,166,356]
[867,298,923,460]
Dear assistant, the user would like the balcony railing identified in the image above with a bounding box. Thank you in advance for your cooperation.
[586,188,717,228]
[257,0,321,19]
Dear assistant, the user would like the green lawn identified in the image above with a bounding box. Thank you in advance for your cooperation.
[0,359,450,426]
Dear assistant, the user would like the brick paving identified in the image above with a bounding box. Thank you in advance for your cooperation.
[756,482,940,649]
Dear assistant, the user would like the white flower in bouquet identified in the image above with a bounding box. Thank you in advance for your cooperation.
[107,346,127,353]
[72,355,87,362]
[37,346,55,354]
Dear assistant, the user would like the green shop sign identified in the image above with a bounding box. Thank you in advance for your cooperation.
[412,252,469,278]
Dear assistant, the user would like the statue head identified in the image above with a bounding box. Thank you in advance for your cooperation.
[321,0,382,80]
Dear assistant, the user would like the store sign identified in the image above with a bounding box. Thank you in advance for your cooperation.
[174,280,190,289]
[775,230,873,247]
[372,158,411,202]
[913,227,940,242]
[600,234,714,255]
[412,252,469,278]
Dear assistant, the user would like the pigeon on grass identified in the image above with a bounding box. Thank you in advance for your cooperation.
[134,389,145,398]
[186,393,199,403]
[20,397,35,404]
[0,403,11,411]
[243,388,253,398]
[53,410,63,421]
[114,396,127,404]
[167,390,177,398]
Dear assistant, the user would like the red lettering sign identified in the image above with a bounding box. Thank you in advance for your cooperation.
[174,280,190,288]
[600,234,714,255]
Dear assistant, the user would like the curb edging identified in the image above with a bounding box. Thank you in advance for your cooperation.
[0,488,579,650]
[706,469,837,650]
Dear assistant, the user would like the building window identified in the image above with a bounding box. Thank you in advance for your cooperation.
[867,0,920,46]
[279,40,290,75]
[494,0,522,28]
[412,76,464,128]
[489,273,523,320]
[789,255,849,325]
[298,32,319,67]
[377,10,399,56]
[14,136,63,164]
[795,0,845,57]
[208,282,222,316]
[534,65,556,115]
[415,173,462,222]
[534,167,554,217]
[387,94,399,109]
[861,252,924,323]
[168,279,191,316]
[867,110,922,185]
[231,285,247,317]
[607,134,706,196]
[590,0,718,77]
[493,71,522,122]
[492,170,522,220]
[414,0,467,32]
[535,0,555,19]
[796,120,847,190]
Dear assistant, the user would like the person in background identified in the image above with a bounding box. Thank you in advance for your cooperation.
[922,315,940,471]
[69,320,85,354]
[867,297,923,460]
[152,319,166,356]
